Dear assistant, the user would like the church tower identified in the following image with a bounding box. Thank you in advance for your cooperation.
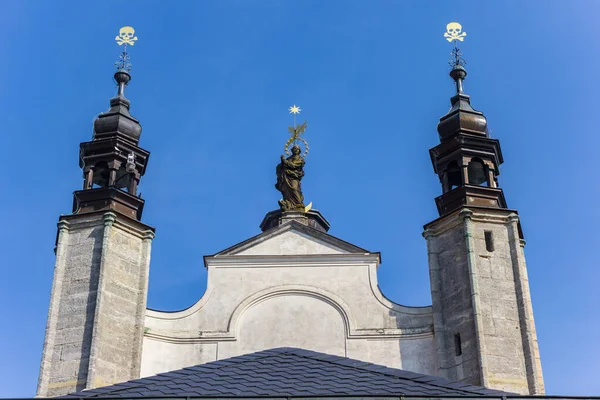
[37,32,155,397]
[424,37,545,394]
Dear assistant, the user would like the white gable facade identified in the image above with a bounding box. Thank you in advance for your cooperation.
[141,220,436,378]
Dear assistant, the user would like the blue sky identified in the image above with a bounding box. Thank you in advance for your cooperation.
[0,0,599,397]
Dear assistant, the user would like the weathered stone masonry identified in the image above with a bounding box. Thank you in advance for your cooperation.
[37,211,154,397]
[424,208,544,395]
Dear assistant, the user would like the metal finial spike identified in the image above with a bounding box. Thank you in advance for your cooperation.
[444,22,467,94]
[449,44,466,69]
[115,51,132,72]
[444,22,467,69]
[114,26,138,72]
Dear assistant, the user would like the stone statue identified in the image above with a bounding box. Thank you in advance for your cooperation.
[276,144,305,211]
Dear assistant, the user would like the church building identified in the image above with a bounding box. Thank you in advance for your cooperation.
[35,25,545,398]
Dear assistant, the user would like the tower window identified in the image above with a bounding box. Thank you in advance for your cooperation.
[454,333,462,356]
[484,230,494,252]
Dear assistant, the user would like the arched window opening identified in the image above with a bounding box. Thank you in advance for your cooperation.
[467,159,488,186]
[446,161,462,190]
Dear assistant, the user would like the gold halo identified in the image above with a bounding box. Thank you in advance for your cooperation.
[284,138,309,158]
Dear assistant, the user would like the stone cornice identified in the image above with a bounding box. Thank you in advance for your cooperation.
[59,209,154,239]
[143,326,435,344]
[423,206,522,237]
[204,253,381,269]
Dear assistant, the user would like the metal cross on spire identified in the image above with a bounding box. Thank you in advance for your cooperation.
[114,26,138,72]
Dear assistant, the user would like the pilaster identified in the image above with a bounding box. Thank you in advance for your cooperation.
[37,220,73,397]
[461,209,489,388]
[506,214,545,394]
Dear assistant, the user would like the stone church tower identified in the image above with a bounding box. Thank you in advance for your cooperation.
[36,38,544,397]
[36,67,155,397]
[423,62,545,393]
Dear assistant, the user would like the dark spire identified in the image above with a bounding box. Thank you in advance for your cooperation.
[429,25,507,218]
[437,46,488,141]
[449,44,467,93]
[73,27,149,221]
[92,67,142,144]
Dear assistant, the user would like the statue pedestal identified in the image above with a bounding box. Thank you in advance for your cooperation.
[260,209,330,233]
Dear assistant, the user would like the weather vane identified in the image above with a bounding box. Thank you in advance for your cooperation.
[114,26,138,71]
[444,22,467,69]
[284,104,309,157]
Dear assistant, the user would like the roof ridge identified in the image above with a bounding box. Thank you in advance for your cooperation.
[274,348,504,396]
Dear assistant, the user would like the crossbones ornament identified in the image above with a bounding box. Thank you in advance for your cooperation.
[444,22,467,42]
[115,26,138,46]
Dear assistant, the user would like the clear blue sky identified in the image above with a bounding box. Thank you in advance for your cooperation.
[0,0,598,397]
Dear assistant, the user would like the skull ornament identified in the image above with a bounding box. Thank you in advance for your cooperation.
[126,152,136,173]
[444,22,467,42]
[115,26,138,46]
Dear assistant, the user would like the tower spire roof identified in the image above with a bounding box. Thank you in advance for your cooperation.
[93,28,141,144]
[437,30,488,142]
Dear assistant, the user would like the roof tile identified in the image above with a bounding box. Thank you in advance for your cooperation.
[62,347,511,398]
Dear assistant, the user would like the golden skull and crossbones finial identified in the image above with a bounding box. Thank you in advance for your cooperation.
[444,22,467,42]
[115,26,138,46]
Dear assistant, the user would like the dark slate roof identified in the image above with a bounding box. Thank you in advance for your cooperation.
[63,348,509,398]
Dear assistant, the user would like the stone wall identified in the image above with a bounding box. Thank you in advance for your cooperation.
[426,221,481,384]
[37,215,102,396]
[37,212,154,397]
[424,208,544,394]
